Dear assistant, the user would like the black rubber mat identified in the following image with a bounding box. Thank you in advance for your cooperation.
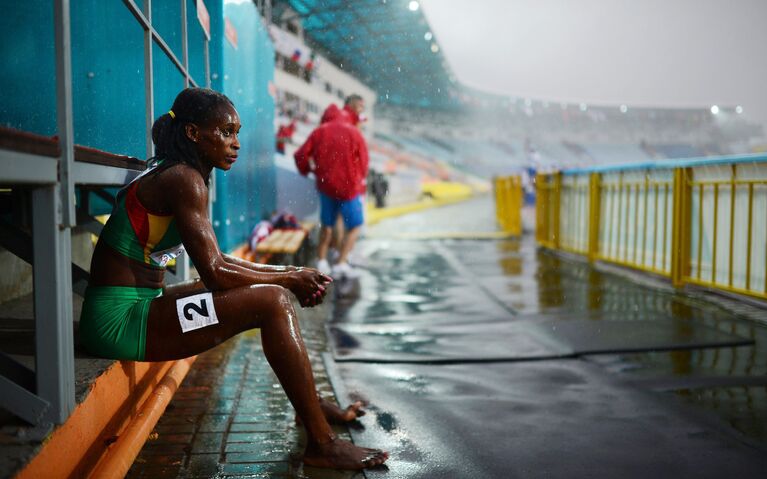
[323,354,767,478]
[328,320,567,363]
[329,319,753,363]
[533,319,753,354]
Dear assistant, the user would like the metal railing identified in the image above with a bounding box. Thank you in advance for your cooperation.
[494,175,523,236]
[0,0,209,426]
[536,154,767,301]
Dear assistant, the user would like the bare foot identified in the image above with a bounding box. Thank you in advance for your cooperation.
[297,398,366,425]
[304,437,388,470]
[321,398,366,424]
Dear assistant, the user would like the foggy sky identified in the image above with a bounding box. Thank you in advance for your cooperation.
[420,0,767,126]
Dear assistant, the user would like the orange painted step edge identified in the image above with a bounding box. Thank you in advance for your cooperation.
[14,358,193,479]
[88,357,196,479]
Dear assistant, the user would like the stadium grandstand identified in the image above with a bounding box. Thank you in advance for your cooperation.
[268,0,766,204]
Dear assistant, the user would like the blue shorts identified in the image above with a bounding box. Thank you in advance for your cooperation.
[319,192,364,229]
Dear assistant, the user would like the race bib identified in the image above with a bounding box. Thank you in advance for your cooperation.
[176,292,219,333]
[150,245,186,268]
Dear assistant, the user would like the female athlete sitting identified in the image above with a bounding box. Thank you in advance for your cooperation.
[79,88,388,470]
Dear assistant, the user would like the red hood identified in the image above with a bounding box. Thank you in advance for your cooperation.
[321,104,344,123]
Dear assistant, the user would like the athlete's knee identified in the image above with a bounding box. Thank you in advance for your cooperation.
[245,284,294,322]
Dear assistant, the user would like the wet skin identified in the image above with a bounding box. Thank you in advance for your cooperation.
[88,103,387,469]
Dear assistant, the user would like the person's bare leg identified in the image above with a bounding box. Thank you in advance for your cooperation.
[326,216,344,264]
[332,216,345,251]
[259,290,386,469]
[144,286,387,469]
[317,226,333,261]
[337,226,361,265]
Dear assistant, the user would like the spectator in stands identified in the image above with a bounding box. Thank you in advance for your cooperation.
[275,110,296,155]
[79,88,387,470]
[294,97,369,279]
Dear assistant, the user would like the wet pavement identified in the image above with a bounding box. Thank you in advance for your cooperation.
[131,194,767,478]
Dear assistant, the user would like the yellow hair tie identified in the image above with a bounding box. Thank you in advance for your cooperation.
[168,110,176,119]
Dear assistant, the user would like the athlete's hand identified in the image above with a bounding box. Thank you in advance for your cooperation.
[286,268,332,307]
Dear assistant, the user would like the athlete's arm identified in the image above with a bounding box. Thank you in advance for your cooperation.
[223,254,298,273]
[166,166,329,305]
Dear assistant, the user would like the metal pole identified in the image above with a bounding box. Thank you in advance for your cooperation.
[37,0,76,425]
[55,0,75,228]
[144,0,155,159]
[33,186,75,424]
[181,0,189,88]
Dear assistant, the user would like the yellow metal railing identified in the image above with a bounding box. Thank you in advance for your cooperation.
[683,164,767,298]
[536,155,767,300]
[535,172,560,248]
[494,175,523,236]
[596,169,675,277]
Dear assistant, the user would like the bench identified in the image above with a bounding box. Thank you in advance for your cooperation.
[232,221,316,265]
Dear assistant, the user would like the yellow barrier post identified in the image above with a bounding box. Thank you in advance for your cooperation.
[494,175,523,236]
[671,167,691,288]
[501,177,510,232]
[587,172,601,262]
[535,173,548,244]
[510,176,522,236]
[493,176,503,227]
[552,172,562,249]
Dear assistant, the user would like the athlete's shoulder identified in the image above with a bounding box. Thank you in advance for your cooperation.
[156,163,209,204]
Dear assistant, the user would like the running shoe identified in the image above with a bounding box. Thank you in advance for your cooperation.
[316,258,332,275]
[332,261,359,280]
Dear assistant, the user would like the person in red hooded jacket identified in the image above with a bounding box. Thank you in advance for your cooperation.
[294,96,368,279]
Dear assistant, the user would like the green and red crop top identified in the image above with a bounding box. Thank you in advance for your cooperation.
[99,162,185,269]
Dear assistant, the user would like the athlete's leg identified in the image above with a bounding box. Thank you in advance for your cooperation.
[162,278,206,296]
[144,285,387,469]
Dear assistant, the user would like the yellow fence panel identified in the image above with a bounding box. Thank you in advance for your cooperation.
[494,175,523,236]
[535,154,767,301]
[597,169,674,276]
[536,173,560,248]
[685,163,767,298]
[559,173,590,255]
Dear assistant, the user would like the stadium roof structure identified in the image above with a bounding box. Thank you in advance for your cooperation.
[270,0,459,109]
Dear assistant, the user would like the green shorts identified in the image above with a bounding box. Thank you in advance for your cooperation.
[79,286,162,361]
